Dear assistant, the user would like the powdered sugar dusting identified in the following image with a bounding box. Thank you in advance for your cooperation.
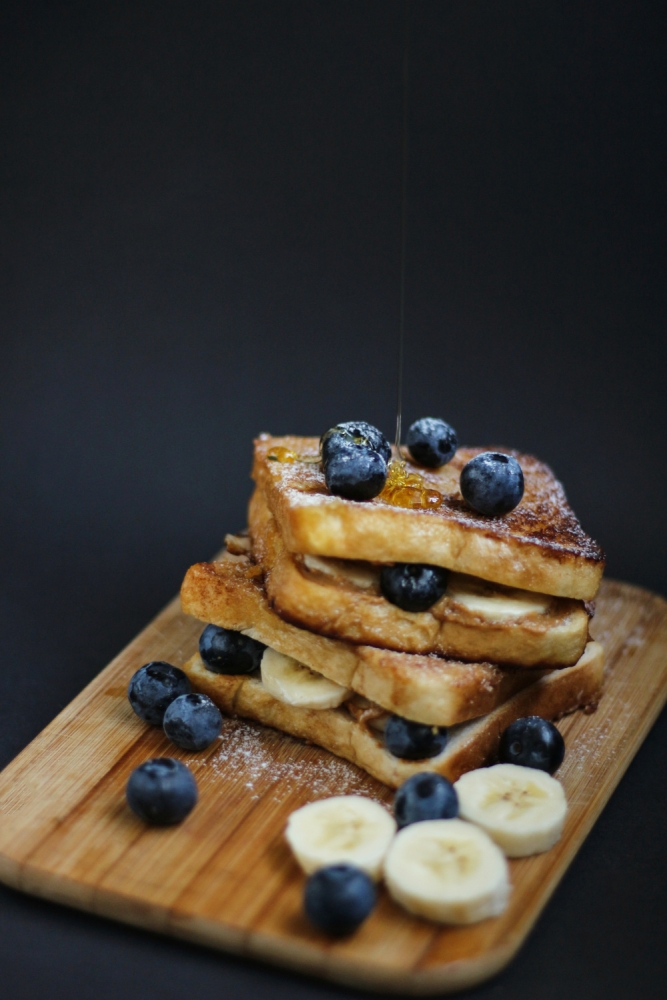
[565,716,619,777]
[203,715,389,805]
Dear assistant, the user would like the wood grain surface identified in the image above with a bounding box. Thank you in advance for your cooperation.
[0,578,665,994]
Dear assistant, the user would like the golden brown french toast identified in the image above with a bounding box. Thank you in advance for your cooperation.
[181,641,604,789]
[252,435,605,601]
[181,547,561,726]
[248,488,590,667]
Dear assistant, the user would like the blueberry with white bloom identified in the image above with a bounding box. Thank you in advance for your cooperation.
[460,451,524,516]
[384,715,448,760]
[126,758,198,825]
[499,716,565,773]
[324,445,388,502]
[127,661,191,726]
[394,772,459,828]
[406,417,458,468]
[304,864,377,936]
[163,693,223,751]
[321,421,391,465]
[380,563,450,612]
[199,624,265,674]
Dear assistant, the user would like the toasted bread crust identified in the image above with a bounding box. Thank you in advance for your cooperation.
[252,436,605,600]
[249,488,589,667]
[182,642,604,788]
[180,553,563,726]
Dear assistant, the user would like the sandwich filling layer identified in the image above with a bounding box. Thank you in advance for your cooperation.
[247,491,590,667]
[180,550,568,727]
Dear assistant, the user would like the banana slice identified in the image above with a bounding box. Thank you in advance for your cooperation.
[455,763,567,857]
[286,795,396,880]
[260,647,350,709]
[446,575,549,621]
[384,819,510,924]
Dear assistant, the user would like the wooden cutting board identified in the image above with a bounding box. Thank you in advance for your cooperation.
[0,578,665,994]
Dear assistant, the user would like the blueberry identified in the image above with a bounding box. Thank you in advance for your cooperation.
[498,716,565,773]
[199,625,265,674]
[394,773,459,829]
[163,693,223,751]
[321,422,391,465]
[380,563,450,613]
[460,451,524,516]
[304,864,376,936]
[324,446,387,502]
[384,716,448,760]
[127,661,191,726]
[406,417,458,468]
[126,758,198,825]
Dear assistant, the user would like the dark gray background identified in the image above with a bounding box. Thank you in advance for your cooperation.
[1,2,666,998]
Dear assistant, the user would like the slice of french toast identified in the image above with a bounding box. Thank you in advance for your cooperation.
[248,488,590,667]
[181,641,604,789]
[251,435,605,601]
[181,547,560,727]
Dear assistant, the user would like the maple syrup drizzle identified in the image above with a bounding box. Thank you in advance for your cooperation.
[272,8,438,516]
[268,443,443,509]
[394,0,410,462]
[267,446,297,463]
[268,446,320,465]
[379,460,442,510]
[380,5,444,511]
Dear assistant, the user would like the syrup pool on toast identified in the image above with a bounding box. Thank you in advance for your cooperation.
[379,460,442,510]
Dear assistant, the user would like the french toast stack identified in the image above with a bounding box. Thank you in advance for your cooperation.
[180,433,605,788]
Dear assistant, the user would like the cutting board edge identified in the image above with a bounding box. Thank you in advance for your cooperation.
[0,855,517,995]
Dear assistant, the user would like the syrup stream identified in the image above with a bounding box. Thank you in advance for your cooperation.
[394,0,411,460]
[270,11,442,511]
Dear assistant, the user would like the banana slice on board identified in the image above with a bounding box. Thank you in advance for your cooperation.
[455,763,567,858]
[260,648,351,709]
[384,819,510,924]
[286,795,396,880]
